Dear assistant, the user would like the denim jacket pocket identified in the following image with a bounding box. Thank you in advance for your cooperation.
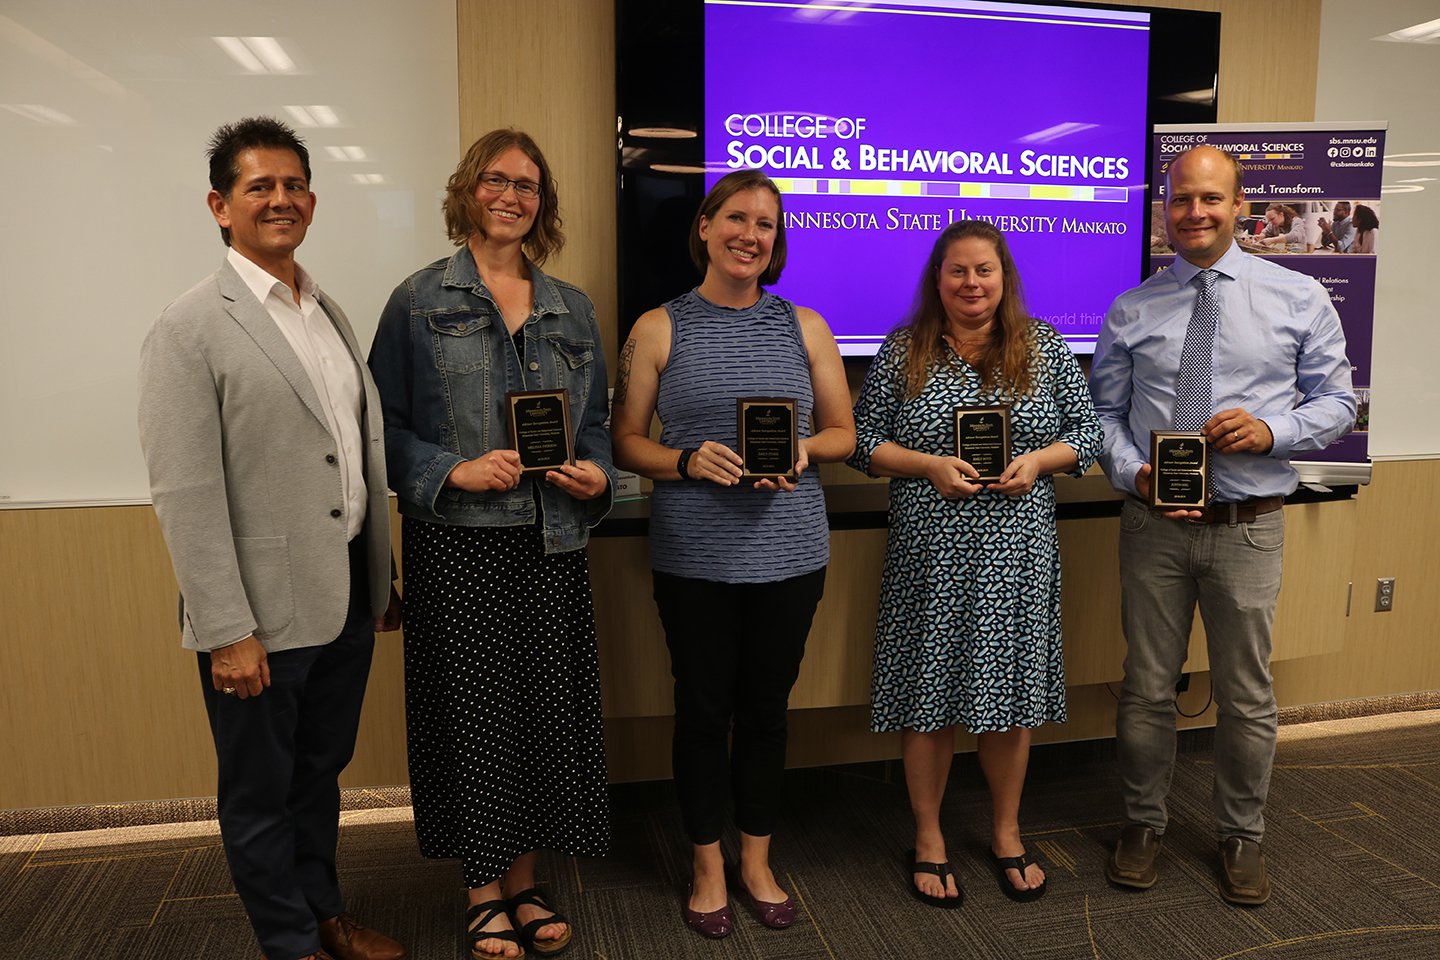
[428,311,493,374]
[542,334,595,415]
[546,334,594,370]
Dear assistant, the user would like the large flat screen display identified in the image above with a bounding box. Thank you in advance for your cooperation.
[708,0,1147,355]
[617,0,1221,357]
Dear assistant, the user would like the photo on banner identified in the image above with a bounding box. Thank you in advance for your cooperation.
[1150,122,1386,477]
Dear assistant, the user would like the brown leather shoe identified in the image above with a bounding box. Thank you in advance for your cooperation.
[318,913,406,960]
[1106,823,1160,889]
[1217,837,1270,905]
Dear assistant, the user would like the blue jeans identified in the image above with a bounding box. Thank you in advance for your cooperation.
[1115,497,1284,841]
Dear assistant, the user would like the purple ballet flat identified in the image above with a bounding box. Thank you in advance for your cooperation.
[730,870,797,929]
[681,889,733,939]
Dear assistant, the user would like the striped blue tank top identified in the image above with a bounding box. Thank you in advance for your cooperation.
[650,289,829,583]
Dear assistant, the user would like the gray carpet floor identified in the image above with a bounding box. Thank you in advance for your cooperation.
[4,708,1440,959]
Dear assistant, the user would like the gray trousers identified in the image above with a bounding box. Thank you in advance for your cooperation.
[1115,497,1284,841]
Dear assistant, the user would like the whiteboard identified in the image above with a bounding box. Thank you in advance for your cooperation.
[0,0,459,505]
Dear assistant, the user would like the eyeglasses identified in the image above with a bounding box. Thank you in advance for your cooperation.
[478,172,541,200]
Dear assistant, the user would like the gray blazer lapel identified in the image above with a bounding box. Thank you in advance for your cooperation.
[317,290,363,362]
[216,260,331,435]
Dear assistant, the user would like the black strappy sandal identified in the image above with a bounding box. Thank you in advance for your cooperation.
[466,899,525,960]
[906,849,965,909]
[508,886,573,956]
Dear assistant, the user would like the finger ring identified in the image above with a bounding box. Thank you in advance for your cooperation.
[222,686,237,695]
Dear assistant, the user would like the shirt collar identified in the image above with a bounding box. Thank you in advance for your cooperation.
[226,247,319,305]
[1169,241,1246,288]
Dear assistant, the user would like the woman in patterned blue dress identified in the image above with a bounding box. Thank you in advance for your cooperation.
[849,220,1101,906]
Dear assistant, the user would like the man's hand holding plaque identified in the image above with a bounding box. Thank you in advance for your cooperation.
[506,389,575,475]
[1148,430,1209,510]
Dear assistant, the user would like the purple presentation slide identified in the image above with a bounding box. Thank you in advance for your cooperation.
[704,0,1151,355]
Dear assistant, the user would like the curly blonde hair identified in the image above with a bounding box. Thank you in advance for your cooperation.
[442,128,564,264]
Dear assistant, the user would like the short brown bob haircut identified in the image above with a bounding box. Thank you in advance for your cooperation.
[442,128,564,264]
[687,169,787,286]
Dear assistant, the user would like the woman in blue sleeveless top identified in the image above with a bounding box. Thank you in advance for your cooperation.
[612,170,855,939]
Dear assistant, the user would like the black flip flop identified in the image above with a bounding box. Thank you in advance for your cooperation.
[990,850,1047,903]
[906,849,964,909]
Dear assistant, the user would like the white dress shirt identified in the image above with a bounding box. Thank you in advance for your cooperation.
[227,248,368,539]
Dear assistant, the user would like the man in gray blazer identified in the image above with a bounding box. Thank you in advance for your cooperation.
[138,117,405,960]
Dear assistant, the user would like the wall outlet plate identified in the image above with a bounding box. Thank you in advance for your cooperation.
[1375,577,1396,612]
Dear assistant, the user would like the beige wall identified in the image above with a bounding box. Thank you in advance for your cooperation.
[9,0,1436,810]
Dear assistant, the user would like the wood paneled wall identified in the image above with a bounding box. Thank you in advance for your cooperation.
[11,0,1435,810]
[455,0,620,371]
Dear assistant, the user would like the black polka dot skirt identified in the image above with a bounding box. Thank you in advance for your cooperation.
[400,517,610,887]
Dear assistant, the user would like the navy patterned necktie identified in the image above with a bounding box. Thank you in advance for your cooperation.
[1174,268,1218,430]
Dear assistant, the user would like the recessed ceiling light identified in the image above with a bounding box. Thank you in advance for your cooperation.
[284,105,340,128]
[1384,152,1440,167]
[242,36,295,73]
[1379,17,1440,43]
[212,37,295,73]
[213,37,264,73]
[1161,88,1218,105]
[0,104,76,125]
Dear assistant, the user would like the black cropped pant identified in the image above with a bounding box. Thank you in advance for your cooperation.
[652,567,826,845]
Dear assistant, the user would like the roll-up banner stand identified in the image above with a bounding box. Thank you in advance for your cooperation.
[1150,122,1386,487]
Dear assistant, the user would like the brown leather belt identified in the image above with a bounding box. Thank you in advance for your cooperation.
[1188,496,1284,525]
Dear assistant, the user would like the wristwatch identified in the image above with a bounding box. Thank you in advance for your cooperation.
[676,447,698,479]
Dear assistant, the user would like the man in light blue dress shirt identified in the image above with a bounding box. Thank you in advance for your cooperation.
[1090,146,1355,905]
[1319,200,1355,252]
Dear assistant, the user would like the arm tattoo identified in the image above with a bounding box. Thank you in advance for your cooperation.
[613,337,637,404]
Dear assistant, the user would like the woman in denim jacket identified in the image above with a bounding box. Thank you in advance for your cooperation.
[368,129,614,960]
